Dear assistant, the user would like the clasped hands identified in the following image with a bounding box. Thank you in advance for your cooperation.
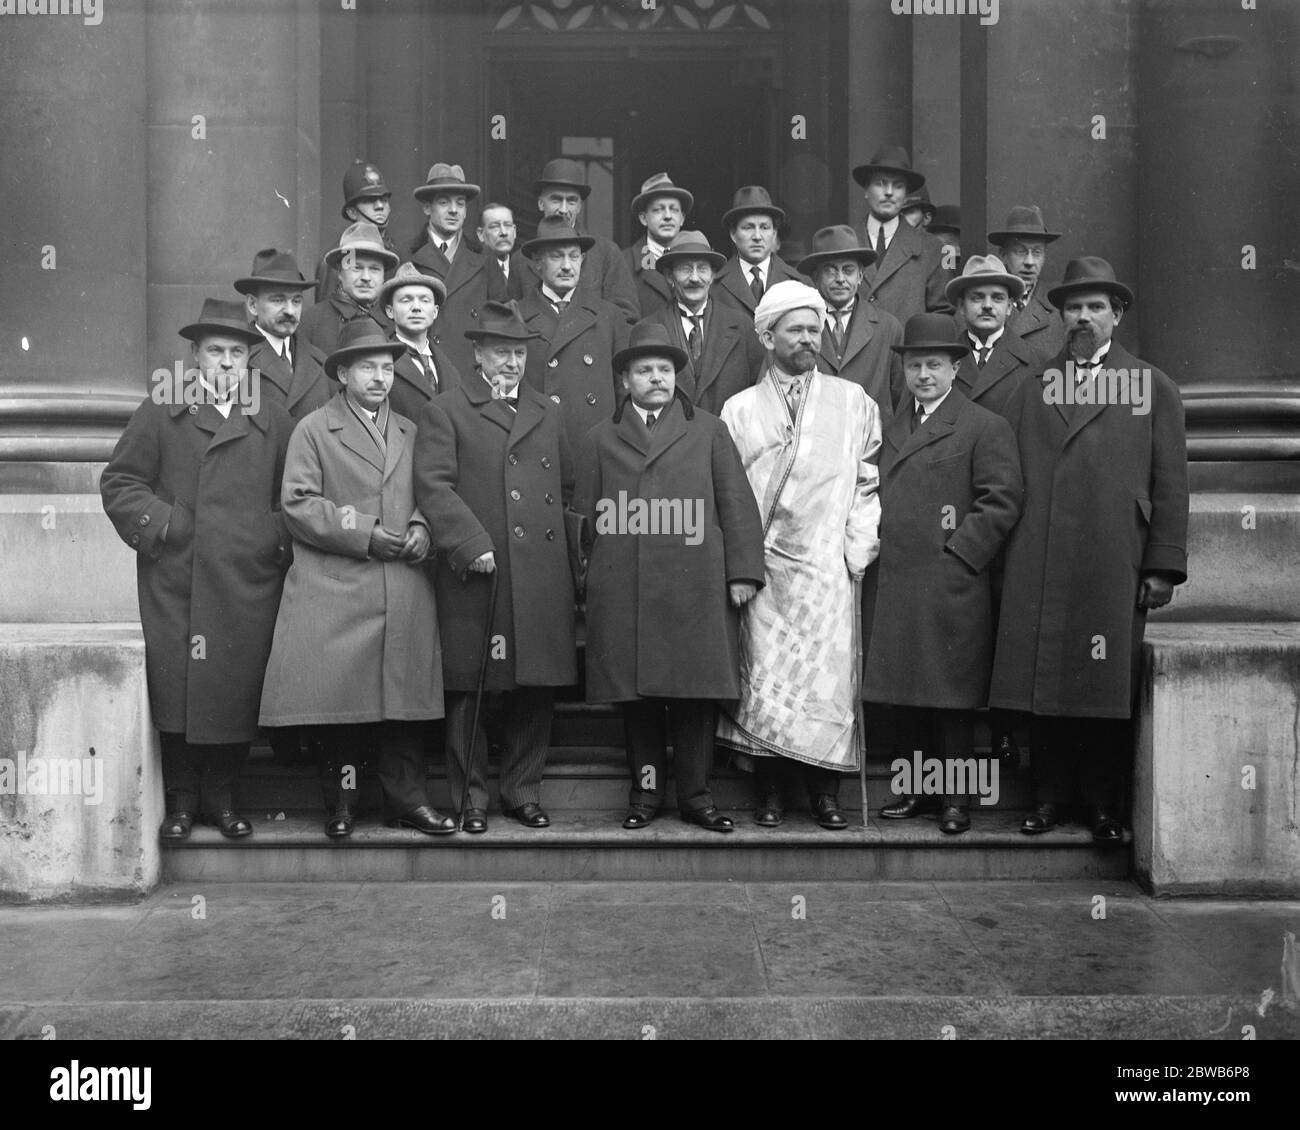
[368,522,430,563]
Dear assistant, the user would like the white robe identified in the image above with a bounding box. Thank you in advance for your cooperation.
[717,369,882,770]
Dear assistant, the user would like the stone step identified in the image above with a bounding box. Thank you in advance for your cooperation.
[162,809,1127,883]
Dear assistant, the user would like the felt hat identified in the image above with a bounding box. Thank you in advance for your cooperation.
[533,157,591,199]
[324,222,401,270]
[413,163,480,203]
[378,261,448,306]
[613,321,688,374]
[464,300,542,342]
[944,254,1026,305]
[631,172,695,216]
[655,230,728,273]
[178,297,263,345]
[852,146,926,192]
[233,248,315,295]
[721,185,786,229]
[323,317,406,381]
[796,225,878,274]
[891,312,970,359]
[1046,256,1134,311]
[987,205,1062,246]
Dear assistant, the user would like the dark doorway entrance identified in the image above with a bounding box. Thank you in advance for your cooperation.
[485,51,775,251]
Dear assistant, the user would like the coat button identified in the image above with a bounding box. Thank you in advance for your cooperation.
[586,393,597,405]
[470,308,479,318]
[188,405,198,414]
[544,493,553,505]
[510,489,521,501]
[432,334,441,344]
[514,525,525,538]
[541,457,551,469]
[129,533,140,545]
[868,295,877,303]
[138,514,150,526]
[546,529,555,540]
[508,453,518,465]
[550,394,561,404]
[583,354,593,365]
[548,358,558,369]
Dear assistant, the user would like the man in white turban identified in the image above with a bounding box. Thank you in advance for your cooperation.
[718,281,882,829]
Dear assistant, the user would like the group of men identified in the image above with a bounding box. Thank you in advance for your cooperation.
[100,144,1188,845]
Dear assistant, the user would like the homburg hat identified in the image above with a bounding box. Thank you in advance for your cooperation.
[852,146,926,192]
[179,297,263,345]
[613,321,688,374]
[655,230,727,273]
[533,157,591,200]
[323,317,406,381]
[519,216,596,258]
[1046,256,1134,311]
[987,205,1062,247]
[721,185,786,230]
[233,248,315,296]
[796,225,878,275]
[464,301,541,342]
[413,163,480,203]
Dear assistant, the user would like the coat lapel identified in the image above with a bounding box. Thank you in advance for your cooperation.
[250,339,292,400]
[382,410,410,483]
[615,404,650,457]
[329,395,386,472]
[1064,341,1134,444]
[393,352,434,405]
[644,397,689,467]
[888,387,962,470]
[694,303,739,402]
[550,303,596,356]
[867,223,920,293]
[287,336,326,412]
[716,258,757,314]
[461,372,515,435]
[837,301,877,368]
[509,383,547,446]
[956,331,1033,403]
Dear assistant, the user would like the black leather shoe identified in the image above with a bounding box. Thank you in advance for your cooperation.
[812,794,848,830]
[939,804,971,834]
[505,802,551,828]
[159,812,194,841]
[879,794,940,819]
[682,807,734,833]
[462,808,488,834]
[1091,812,1124,843]
[385,805,456,835]
[622,805,658,830]
[205,810,252,839]
[1020,802,1061,835]
[324,805,354,839]
[754,792,784,827]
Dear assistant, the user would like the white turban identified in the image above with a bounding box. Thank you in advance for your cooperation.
[753,279,828,336]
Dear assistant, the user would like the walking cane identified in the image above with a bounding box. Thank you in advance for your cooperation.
[852,574,869,828]
[457,566,500,832]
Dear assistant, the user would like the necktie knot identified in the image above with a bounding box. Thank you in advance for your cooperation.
[645,411,656,430]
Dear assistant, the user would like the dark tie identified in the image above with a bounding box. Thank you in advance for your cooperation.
[975,344,989,369]
[499,256,509,279]
[645,411,656,431]
[910,401,928,434]
[438,240,450,258]
[688,314,702,361]
[831,310,846,354]
[749,266,764,306]
[874,223,888,261]
[553,297,569,316]
[420,351,437,390]
[284,339,293,368]
[502,395,517,413]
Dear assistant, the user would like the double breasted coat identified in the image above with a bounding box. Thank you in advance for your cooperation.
[816,299,905,430]
[863,390,1024,709]
[622,237,674,318]
[259,396,443,725]
[858,222,954,323]
[525,234,641,325]
[1007,288,1066,367]
[411,238,508,380]
[951,327,1039,419]
[101,395,294,744]
[632,301,765,416]
[413,378,578,692]
[989,342,1189,719]
[518,288,630,454]
[248,333,332,422]
[385,342,462,424]
[710,254,802,319]
[575,396,765,703]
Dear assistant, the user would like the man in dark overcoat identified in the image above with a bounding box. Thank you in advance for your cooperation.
[299,222,399,356]
[380,261,461,422]
[632,230,765,416]
[479,203,526,301]
[797,225,904,431]
[986,206,1067,366]
[865,315,1023,834]
[852,147,953,322]
[621,173,692,318]
[710,185,801,320]
[517,217,630,455]
[947,254,1038,419]
[314,159,399,303]
[575,323,765,832]
[989,258,1189,841]
[413,302,578,833]
[101,298,294,841]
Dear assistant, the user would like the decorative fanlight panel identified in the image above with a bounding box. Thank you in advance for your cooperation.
[494,0,778,33]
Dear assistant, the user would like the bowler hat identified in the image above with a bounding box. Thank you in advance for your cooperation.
[533,157,592,200]
[721,185,786,230]
[891,313,970,359]
[987,205,1061,247]
[520,216,596,258]
[631,172,694,216]
[901,184,936,222]
[324,222,401,270]
[341,159,391,220]
[179,297,263,345]
[464,301,541,343]
[613,321,688,374]
[656,230,727,274]
[234,248,315,295]
[944,254,1025,305]
[929,205,961,236]
[323,317,406,381]
[413,163,480,203]
[1046,256,1134,311]
[378,261,448,307]
[852,146,926,192]
[796,225,877,275]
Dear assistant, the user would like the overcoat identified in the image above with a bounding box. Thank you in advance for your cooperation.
[248,333,332,422]
[1007,288,1066,367]
[951,326,1039,419]
[710,254,802,319]
[816,299,905,431]
[525,234,640,325]
[632,301,764,416]
[484,249,527,302]
[622,237,674,318]
[259,396,442,725]
[100,394,293,744]
[575,396,765,703]
[518,288,630,454]
[299,293,389,357]
[385,342,462,424]
[989,342,1189,718]
[858,222,954,323]
[863,390,1023,709]
[413,378,578,692]
[411,238,508,380]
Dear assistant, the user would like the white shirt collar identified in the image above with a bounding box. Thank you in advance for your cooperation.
[827,298,856,322]
[914,387,953,417]
[867,215,900,244]
[395,329,432,354]
[1074,341,1112,370]
[631,402,659,426]
[645,235,669,257]
[743,256,771,283]
[542,283,575,306]
[967,325,1006,352]
[256,325,289,357]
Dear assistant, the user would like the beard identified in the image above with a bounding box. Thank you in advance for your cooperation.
[1068,324,1101,360]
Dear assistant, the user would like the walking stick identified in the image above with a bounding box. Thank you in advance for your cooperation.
[457,566,500,832]
[852,574,868,828]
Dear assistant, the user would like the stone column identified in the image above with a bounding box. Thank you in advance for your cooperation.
[845,1,913,228]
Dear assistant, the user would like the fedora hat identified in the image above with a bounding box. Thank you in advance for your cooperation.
[613,321,688,374]
[901,184,936,222]
[852,146,926,192]
[533,157,591,200]
[464,300,541,343]
[179,297,263,345]
[796,225,877,275]
[324,222,401,270]
[944,254,1025,305]
[323,317,406,382]
[520,216,596,258]
[891,313,970,359]
[631,172,694,216]
[722,185,786,230]
[341,159,391,219]
[987,205,1062,247]
[413,163,480,203]
[234,248,315,295]
[656,230,727,273]
[1046,256,1134,311]
[929,204,961,236]
[378,261,448,307]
